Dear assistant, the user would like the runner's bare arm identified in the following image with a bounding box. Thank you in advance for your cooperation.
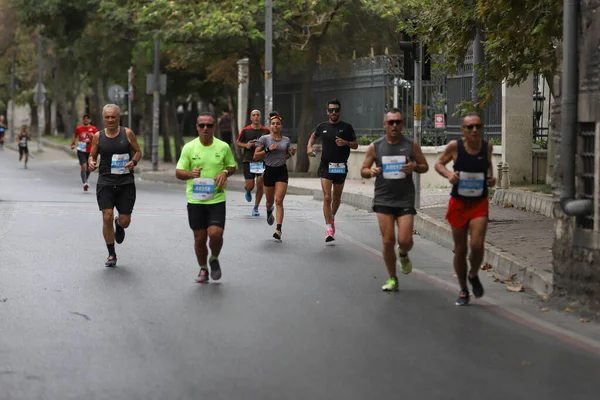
[254,145,266,161]
[71,129,78,148]
[307,132,318,156]
[487,141,496,186]
[235,129,249,149]
[360,144,380,178]
[88,132,100,171]
[411,142,429,173]
[435,140,458,179]
[125,128,142,170]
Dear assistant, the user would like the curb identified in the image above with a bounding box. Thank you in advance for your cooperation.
[492,188,555,218]
[315,189,554,296]
[40,138,78,158]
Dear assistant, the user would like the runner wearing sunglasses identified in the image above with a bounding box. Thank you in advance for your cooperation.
[307,99,358,242]
[435,112,496,305]
[361,108,428,292]
[176,112,237,283]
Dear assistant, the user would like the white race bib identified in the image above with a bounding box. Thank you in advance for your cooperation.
[110,154,130,175]
[77,142,87,152]
[381,155,406,179]
[192,178,215,201]
[19,138,27,147]
[249,162,265,174]
[328,162,346,174]
[458,172,485,197]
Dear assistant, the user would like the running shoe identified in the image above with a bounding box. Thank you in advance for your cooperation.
[245,190,252,202]
[196,268,209,283]
[209,258,222,280]
[83,183,89,192]
[273,230,282,241]
[252,207,260,217]
[105,255,117,268]
[382,277,399,292]
[114,217,125,244]
[325,228,335,242]
[455,289,470,306]
[399,252,412,275]
[267,207,274,226]
[331,219,336,234]
[468,275,484,298]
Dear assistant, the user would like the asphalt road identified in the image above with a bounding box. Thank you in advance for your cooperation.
[1,148,600,400]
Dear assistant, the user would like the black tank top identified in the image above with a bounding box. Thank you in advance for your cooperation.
[373,135,415,208]
[97,127,134,186]
[450,139,489,200]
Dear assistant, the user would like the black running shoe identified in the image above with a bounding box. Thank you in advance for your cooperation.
[209,258,222,280]
[115,217,125,244]
[455,289,470,306]
[469,275,485,298]
[273,230,282,241]
[105,255,117,268]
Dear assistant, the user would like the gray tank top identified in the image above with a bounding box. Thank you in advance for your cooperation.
[373,136,415,208]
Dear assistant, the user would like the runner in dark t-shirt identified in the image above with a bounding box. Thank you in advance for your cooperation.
[235,109,269,216]
[307,99,358,242]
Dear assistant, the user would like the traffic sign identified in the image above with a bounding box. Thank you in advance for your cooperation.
[434,114,445,129]
[108,84,127,104]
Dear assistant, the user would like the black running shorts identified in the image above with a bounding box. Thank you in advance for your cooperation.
[262,165,289,187]
[96,183,137,214]
[19,147,29,156]
[372,205,416,218]
[317,160,348,185]
[77,150,90,166]
[187,201,226,230]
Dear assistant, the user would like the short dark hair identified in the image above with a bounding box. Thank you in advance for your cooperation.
[384,108,402,120]
[197,112,216,122]
[326,98,341,108]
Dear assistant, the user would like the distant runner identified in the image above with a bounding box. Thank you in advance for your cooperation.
[17,125,30,169]
[71,114,99,191]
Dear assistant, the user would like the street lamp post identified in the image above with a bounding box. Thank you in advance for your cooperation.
[264,0,273,123]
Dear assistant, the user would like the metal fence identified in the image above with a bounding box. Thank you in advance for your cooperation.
[273,53,503,145]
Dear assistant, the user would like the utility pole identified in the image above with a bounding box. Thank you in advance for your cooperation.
[36,31,44,152]
[152,35,160,171]
[10,50,15,142]
[264,0,273,123]
[472,27,484,110]
[413,45,422,209]
[127,66,134,129]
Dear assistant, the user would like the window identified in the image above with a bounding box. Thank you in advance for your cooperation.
[577,122,596,230]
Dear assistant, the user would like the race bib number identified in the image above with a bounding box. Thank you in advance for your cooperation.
[111,154,130,175]
[192,178,215,201]
[77,142,87,152]
[249,162,265,174]
[19,138,27,147]
[328,162,346,174]
[458,172,485,197]
[381,156,406,179]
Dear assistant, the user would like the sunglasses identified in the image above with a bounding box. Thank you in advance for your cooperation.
[387,119,403,126]
[197,123,215,129]
[463,124,483,131]
[328,108,340,113]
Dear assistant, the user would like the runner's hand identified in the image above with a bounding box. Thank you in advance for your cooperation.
[88,159,97,171]
[448,172,459,185]
[215,171,227,190]
[247,140,256,149]
[370,167,382,178]
[125,160,135,171]
[289,147,297,156]
[268,144,278,151]
[488,176,496,187]
[70,143,75,150]
[307,146,316,156]
[401,159,417,174]
[191,168,201,179]
[335,136,348,147]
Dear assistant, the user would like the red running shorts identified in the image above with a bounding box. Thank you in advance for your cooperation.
[446,197,489,229]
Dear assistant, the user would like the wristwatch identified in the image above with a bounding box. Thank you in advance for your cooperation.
[132,160,138,166]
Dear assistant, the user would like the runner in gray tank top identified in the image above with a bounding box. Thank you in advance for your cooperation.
[361,108,429,292]
[88,104,142,268]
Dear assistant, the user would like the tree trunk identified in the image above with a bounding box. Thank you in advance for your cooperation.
[294,36,320,172]
[249,55,264,118]
[171,102,183,160]
[142,97,152,160]
[162,101,173,163]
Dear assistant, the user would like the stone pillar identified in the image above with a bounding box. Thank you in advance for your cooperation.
[237,58,249,133]
[501,75,533,184]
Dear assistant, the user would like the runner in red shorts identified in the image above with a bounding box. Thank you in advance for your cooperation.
[435,112,496,306]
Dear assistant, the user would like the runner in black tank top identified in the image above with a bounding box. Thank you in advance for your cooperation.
[435,112,496,306]
[88,104,142,268]
[361,108,429,292]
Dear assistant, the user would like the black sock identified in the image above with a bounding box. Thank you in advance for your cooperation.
[107,243,116,257]
[276,224,282,231]
[399,252,407,258]
[80,171,86,184]
[86,170,91,180]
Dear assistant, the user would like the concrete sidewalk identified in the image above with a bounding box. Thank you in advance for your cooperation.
[37,138,555,296]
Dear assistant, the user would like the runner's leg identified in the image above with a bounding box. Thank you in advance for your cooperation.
[255,176,264,208]
[376,212,398,278]
[451,226,469,290]
[274,181,287,227]
[321,178,334,224]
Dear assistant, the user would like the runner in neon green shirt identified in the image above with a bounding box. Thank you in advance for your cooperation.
[176,112,237,283]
